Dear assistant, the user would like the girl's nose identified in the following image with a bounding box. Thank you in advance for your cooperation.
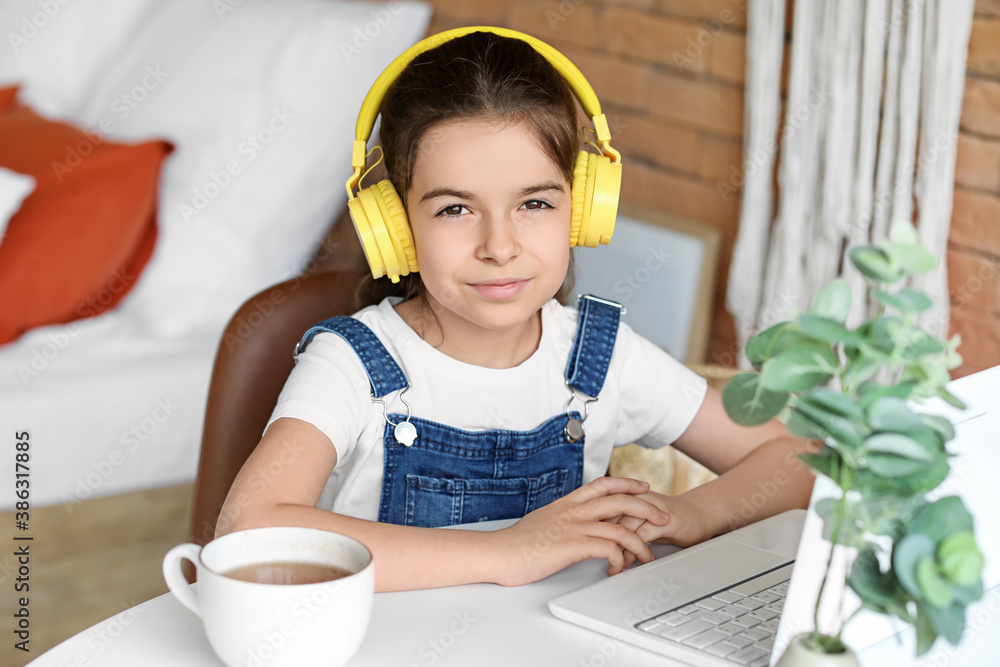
[477,213,520,265]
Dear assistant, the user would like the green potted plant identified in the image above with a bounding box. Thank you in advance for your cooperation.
[722,224,985,664]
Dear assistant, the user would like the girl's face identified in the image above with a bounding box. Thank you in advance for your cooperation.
[405,118,572,346]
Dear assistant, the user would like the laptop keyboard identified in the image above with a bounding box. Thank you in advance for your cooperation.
[635,563,793,666]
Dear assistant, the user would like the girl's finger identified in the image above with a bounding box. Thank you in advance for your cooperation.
[566,477,650,503]
[574,494,670,526]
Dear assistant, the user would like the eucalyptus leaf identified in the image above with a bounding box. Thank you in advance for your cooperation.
[857,316,903,354]
[889,220,919,245]
[848,547,898,610]
[893,533,936,598]
[900,329,945,359]
[865,453,932,477]
[867,397,927,434]
[851,246,905,282]
[799,450,837,479]
[910,497,975,542]
[895,243,939,275]
[794,398,866,449]
[803,389,865,421]
[921,415,956,443]
[787,408,830,442]
[863,433,935,462]
[843,350,885,390]
[924,602,966,646]
[873,289,934,312]
[938,532,984,587]
[798,314,861,345]
[759,343,838,392]
[937,387,968,410]
[745,322,808,369]
[721,373,789,426]
[915,556,953,607]
[808,280,852,323]
[914,603,939,656]
[951,580,985,606]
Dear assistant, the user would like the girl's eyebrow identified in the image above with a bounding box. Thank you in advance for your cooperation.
[419,181,565,204]
[517,181,565,197]
[420,187,477,203]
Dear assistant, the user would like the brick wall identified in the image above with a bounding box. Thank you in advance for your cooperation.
[417,0,1000,376]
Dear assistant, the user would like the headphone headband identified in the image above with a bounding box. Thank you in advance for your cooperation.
[347,26,620,196]
[355,26,603,143]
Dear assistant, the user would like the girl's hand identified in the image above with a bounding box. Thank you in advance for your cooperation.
[613,491,715,570]
[493,477,671,586]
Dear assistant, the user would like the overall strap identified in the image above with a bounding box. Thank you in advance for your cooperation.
[564,295,624,398]
[294,317,408,398]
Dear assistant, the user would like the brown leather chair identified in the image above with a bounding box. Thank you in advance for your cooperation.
[187,270,356,548]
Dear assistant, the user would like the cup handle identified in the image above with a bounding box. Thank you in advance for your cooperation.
[162,543,204,617]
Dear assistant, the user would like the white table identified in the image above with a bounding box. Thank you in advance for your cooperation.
[27,537,1000,667]
[30,535,684,667]
[30,365,1000,666]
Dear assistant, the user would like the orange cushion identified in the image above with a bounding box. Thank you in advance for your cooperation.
[0,87,172,345]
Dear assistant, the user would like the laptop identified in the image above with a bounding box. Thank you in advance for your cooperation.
[548,364,1000,667]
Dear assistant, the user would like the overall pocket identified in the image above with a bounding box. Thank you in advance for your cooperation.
[402,468,570,527]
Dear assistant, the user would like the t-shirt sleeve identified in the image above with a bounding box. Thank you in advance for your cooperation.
[613,322,708,449]
[265,332,371,461]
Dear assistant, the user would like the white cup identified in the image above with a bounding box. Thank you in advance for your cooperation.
[162,527,374,667]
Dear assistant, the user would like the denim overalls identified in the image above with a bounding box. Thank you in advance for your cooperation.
[294,295,623,528]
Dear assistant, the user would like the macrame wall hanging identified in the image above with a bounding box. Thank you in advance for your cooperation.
[727,0,976,365]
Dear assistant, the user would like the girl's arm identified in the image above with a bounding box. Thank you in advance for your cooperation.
[623,385,818,554]
[216,417,673,591]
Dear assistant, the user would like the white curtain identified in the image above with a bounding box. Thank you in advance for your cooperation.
[727,0,976,364]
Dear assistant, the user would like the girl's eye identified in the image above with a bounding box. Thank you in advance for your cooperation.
[437,204,470,218]
[521,200,553,211]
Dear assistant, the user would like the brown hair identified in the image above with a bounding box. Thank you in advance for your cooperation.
[350,30,581,312]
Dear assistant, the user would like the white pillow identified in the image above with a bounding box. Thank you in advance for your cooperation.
[1,0,432,335]
[0,167,35,245]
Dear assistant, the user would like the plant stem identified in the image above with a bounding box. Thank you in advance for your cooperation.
[813,455,852,647]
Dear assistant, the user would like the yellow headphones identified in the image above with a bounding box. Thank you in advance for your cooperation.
[346,26,623,283]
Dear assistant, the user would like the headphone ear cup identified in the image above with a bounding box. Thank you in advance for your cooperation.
[348,180,417,282]
[374,180,418,277]
[569,151,590,247]
[581,154,621,247]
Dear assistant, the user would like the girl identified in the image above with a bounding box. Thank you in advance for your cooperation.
[217,28,815,592]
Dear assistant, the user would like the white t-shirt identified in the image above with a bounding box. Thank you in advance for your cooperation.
[267,297,708,520]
